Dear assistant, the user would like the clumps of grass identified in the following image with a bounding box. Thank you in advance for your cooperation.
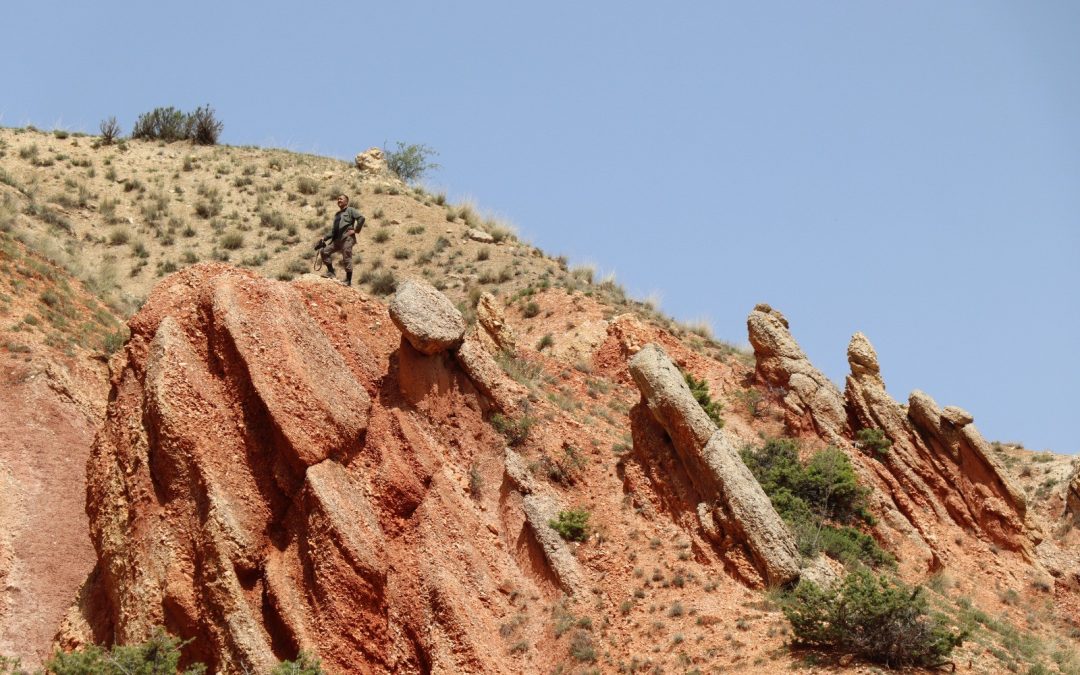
[568,629,597,663]
[220,232,244,250]
[682,369,724,428]
[392,247,410,260]
[536,333,554,351]
[522,301,540,318]
[108,228,131,246]
[742,438,892,568]
[365,270,397,296]
[549,509,590,542]
[372,228,390,243]
[296,176,319,195]
[490,412,535,446]
[781,568,965,668]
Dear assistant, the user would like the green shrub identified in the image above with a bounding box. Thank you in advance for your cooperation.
[296,176,319,195]
[550,509,590,542]
[782,569,965,668]
[385,142,439,183]
[46,627,206,674]
[372,228,390,243]
[522,301,540,318]
[682,370,723,427]
[856,428,892,456]
[271,651,325,675]
[537,333,554,351]
[742,438,891,567]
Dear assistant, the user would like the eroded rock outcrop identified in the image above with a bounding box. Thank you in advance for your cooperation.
[745,309,1040,570]
[1067,466,1080,522]
[747,304,848,444]
[389,279,466,355]
[63,265,568,674]
[354,147,388,175]
[628,344,800,586]
[846,331,1034,558]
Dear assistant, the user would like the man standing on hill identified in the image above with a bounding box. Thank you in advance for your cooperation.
[318,194,365,286]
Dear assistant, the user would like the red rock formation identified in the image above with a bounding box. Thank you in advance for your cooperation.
[747,309,1038,572]
[61,265,561,673]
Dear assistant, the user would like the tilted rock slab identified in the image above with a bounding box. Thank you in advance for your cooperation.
[629,344,801,586]
[389,279,466,355]
[504,448,586,595]
[746,304,848,445]
[846,331,1035,559]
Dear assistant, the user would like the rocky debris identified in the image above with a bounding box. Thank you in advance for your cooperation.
[521,495,586,595]
[389,279,466,355]
[844,329,1035,558]
[466,228,495,243]
[474,293,516,355]
[454,335,528,413]
[354,147,388,175]
[629,344,801,586]
[746,304,848,444]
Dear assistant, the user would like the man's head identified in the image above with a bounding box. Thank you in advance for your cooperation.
[336,194,349,210]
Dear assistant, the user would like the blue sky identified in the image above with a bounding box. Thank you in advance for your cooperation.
[3,1,1077,453]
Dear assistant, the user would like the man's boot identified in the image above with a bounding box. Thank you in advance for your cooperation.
[345,270,353,286]
[322,261,335,279]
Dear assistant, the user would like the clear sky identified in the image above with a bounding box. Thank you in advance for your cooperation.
[3,1,1077,453]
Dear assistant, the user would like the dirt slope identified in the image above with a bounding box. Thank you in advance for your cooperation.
[0,230,118,664]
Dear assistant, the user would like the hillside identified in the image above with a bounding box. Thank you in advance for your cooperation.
[1,126,1079,674]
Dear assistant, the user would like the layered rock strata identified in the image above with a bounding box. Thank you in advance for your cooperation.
[62,265,565,674]
[747,306,1036,568]
[628,344,800,586]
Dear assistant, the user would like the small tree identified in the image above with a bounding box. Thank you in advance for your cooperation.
[550,509,590,542]
[385,142,439,182]
[99,116,121,145]
[682,370,723,427]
